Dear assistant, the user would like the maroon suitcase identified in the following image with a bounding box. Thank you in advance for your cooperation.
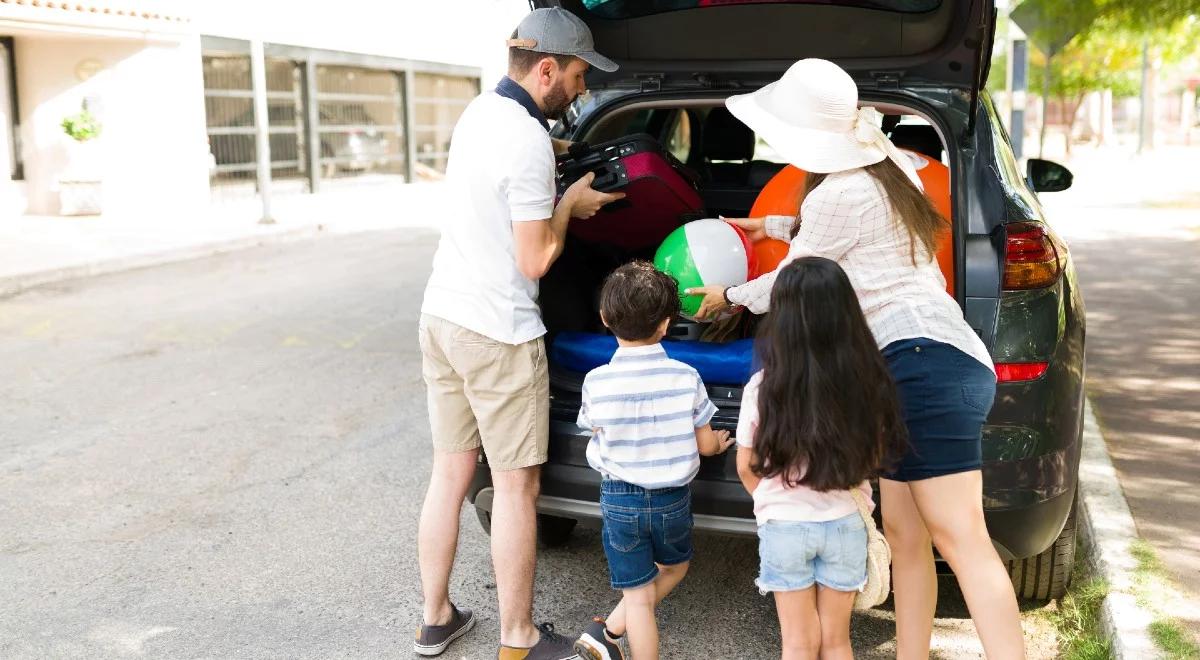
[557,134,705,251]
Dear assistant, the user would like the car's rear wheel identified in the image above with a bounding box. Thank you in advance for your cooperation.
[473,506,578,548]
[1007,489,1078,602]
[536,515,578,547]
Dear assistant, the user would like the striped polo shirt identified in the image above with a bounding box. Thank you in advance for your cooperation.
[577,343,719,489]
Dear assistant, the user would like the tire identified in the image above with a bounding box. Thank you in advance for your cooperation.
[472,508,577,548]
[474,505,491,535]
[1007,490,1078,602]
[536,514,578,548]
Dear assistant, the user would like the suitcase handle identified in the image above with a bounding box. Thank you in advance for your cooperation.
[591,169,621,191]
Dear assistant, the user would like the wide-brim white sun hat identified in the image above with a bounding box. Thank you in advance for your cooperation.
[726,58,921,186]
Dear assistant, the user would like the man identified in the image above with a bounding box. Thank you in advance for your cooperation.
[413,8,623,660]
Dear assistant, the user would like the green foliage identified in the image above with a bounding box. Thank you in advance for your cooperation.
[1045,548,1113,660]
[61,109,102,142]
[1129,539,1200,658]
[1096,0,1200,31]
[1149,619,1200,659]
[1028,16,1143,100]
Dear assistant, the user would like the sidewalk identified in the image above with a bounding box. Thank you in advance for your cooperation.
[0,181,448,297]
[1043,142,1200,644]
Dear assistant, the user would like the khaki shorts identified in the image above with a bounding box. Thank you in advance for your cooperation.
[418,314,549,471]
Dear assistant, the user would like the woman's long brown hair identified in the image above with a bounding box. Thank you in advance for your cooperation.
[791,157,949,265]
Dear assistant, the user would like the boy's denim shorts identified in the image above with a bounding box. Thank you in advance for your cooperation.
[599,479,693,590]
[755,513,868,594]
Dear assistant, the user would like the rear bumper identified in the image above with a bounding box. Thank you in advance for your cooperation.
[472,485,757,536]
[467,415,1082,560]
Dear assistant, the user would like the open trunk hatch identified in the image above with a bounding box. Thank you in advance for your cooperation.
[531,0,995,97]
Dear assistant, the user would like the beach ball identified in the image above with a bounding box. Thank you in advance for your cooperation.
[654,218,756,320]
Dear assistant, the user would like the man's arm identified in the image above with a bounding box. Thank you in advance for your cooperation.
[512,172,624,280]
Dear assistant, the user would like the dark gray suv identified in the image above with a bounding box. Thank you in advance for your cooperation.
[468,0,1085,602]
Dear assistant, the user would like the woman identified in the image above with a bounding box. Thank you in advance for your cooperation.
[688,59,1026,659]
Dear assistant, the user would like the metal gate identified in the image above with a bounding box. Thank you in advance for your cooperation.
[203,54,308,198]
[412,73,479,179]
[314,65,406,180]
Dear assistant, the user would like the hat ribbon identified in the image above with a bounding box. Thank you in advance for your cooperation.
[853,106,924,190]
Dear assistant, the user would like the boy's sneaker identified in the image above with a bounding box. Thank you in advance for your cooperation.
[573,617,625,660]
[498,622,581,659]
[413,604,475,656]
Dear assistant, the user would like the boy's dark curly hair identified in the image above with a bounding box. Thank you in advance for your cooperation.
[599,261,681,341]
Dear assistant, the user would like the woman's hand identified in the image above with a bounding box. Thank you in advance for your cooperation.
[721,215,767,242]
[685,284,735,321]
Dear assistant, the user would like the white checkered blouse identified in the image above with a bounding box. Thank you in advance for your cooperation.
[726,168,993,371]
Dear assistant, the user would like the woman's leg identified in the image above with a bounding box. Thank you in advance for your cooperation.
[910,470,1025,660]
[881,477,937,660]
[621,581,660,660]
[814,586,856,660]
[774,587,821,660]
[603,561,690,636]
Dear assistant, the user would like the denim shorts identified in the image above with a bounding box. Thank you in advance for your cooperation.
[756,513,868,593]
[599,479,693,590]
[880,338,997,482]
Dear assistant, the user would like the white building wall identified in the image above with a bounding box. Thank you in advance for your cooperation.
[196,0,528,87]
[16,33,209,216]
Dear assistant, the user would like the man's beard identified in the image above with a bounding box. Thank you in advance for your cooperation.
[542,79,574,120]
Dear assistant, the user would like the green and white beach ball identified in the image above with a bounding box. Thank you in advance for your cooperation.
[654,218,756,320]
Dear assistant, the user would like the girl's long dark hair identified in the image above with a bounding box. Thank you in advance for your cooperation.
[752,257,907,491]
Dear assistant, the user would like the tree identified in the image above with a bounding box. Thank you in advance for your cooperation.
[1026,17,1142,153]
[1096,0,1200,31]
[1011,0,1200,153]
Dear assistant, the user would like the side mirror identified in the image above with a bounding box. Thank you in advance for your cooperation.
[1026,158,1073,193]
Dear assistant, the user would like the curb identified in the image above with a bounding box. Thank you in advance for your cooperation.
[0,225,322,299]
[1077,399,1157,659]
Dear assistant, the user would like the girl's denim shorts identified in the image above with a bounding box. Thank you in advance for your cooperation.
[756,512,868,594]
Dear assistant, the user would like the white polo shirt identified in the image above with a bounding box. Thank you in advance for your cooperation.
[420,91,556,345]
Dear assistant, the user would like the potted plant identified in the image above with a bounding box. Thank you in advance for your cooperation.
[58,106,104,215]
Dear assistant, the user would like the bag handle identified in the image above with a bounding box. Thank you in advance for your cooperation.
[849,488,877,530]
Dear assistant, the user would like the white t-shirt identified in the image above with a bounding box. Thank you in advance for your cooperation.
[420,91,556,345]
[736,372,874,526]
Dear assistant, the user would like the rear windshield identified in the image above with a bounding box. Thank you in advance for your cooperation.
[582,0,942,19]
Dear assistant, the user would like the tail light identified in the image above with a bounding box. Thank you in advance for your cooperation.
[1003,222,1063,290]
[995,362,1049,382]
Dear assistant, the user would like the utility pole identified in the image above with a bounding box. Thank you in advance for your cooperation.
[1138,37,1152,154]
[1009,24,1029,159]
[250,39,275,224]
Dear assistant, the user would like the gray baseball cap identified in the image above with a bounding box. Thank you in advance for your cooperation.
[508,7,619,73]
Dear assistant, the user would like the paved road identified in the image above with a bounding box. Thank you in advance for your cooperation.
[0,232,1054,658]
[1045,147,1200,638]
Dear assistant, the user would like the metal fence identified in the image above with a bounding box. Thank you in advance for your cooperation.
[200,40,480,203]
[412,73,479,178]
[203,55,309,200]
[315,65,406,180]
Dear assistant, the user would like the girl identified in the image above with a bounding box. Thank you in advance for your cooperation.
[735,257,907,660]
[691,58,1026,659]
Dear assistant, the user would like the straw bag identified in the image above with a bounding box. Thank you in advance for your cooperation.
[850,488,892,610]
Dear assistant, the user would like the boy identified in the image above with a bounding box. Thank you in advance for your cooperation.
[573,261,735,660]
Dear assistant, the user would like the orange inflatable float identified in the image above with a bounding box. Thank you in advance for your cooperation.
[745,151,954,294]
